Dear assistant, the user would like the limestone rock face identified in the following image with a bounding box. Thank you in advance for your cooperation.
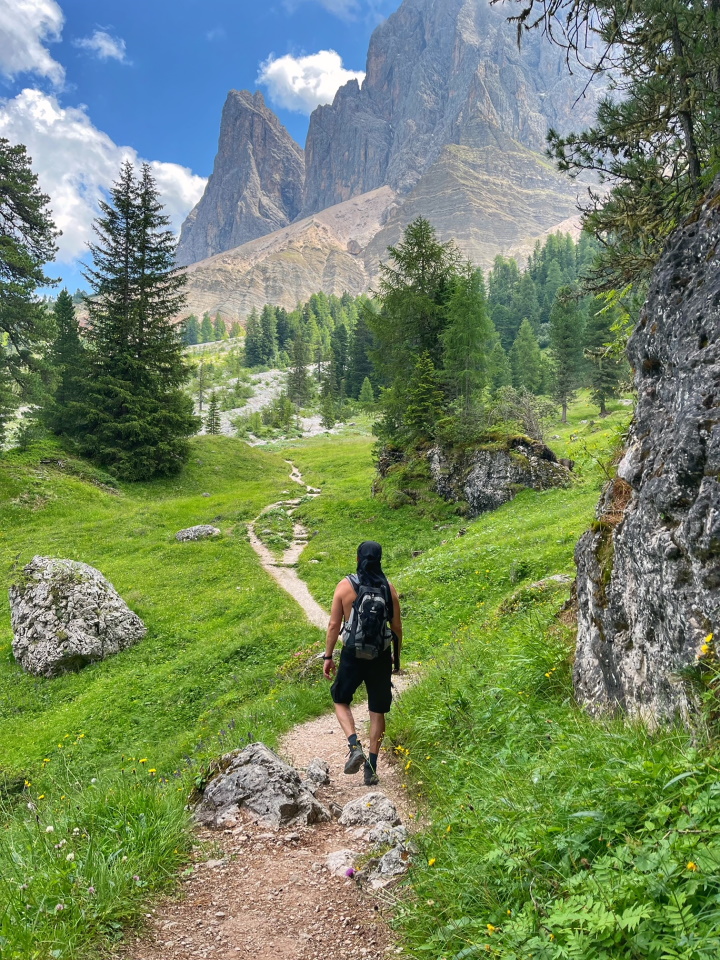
[339,792,401,827]
[429,439,571,517]
[176,91,304,267]
[574,183,720,724]
[10,556,146,677]
[302,0,599,216]
[194,743,331,828]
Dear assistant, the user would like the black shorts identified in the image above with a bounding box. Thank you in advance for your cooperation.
[331,645,393,714]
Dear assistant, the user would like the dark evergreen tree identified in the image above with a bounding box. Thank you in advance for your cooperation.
[510,319,543,394]
[442,265,492,415]
[244,310,262,366]
[359,376,375,407]
[488,338,513,393]
[213,313,226,340]
[195,361,207,412]
[346,305,377,399]
[79,161,197,479]
[260,304,278,365]
[585,296,625,415]
[200,312,214,343]
[205,391,221,434]
[184,315,200,345]
[0,138,58,442]
[287,336,312,405]
[404,352,445,443]
[228,320,242,339]
[549,286,585,422]
[330,322,349,388]
[44,289,86,436]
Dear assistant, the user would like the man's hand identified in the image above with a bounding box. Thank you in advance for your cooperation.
[323,656,336,679]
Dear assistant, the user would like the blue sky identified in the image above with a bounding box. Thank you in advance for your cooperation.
[0,0,398,289]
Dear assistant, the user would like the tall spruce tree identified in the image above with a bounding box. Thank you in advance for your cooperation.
[404,352,445,443]
[44,289,86,437]
[346,305,376,399]
[184,315,199,345]
[549,286,585,422]
[79,161,197,479]
[442,265,492,415]
[200,312,214,343]
[260,304,278,365]
[510,319,543,394]
[0,138,58,442]
[213,313,226,340]
[585,296,624,415]
[488,339,513,393]
[287,335,312,405]
[205,391,221,434]
[244,310,262,366]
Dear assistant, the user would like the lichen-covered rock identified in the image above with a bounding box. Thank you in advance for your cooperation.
[429,438,570,517]
[175,524,221,542]
[194,743,330,828]
[305,757,330,786]
[339,792,400,827]
[574,183,720,724]
[10,556,146,677]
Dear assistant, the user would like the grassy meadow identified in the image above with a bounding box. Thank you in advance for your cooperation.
[2,395,719,959]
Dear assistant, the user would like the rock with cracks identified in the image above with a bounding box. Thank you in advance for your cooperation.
[195,742,331,828]
[574,179,720,725]
[10,556,147,677]
[339,792,400,827]
[175,524,221,542]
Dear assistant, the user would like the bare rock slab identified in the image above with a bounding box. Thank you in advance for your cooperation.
[10,556,146,677]
[195,743,331,828]
[339,792,400,828]
[175,525,221,542]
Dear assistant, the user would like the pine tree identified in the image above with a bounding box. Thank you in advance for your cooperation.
[260,304,278,365]
[244,310,262,366]
[79,161,197,479]
[184,315,200,345]
[510,319,543,394]
[0,138,59,442]
[549,286,585,422]
[287,336,312,405]
[488,339,513,393]
[195,362,207,412]
[359,377,375,407]
[585,296,624,415]
[442,265,492,415]
[205,391,221,434]
[330,323,349,388]
[405,353,445,443]
[346,305,376,398]
[213,313,226,340]
[200,312,214,343]
[44,289,86,436]
[228,320,242,339]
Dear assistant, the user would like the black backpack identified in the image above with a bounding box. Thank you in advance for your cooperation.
[343,574,392,660]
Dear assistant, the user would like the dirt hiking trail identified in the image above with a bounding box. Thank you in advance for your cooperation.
[116,463,414,960]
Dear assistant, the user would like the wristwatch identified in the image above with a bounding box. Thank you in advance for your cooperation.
[323,654,333,659]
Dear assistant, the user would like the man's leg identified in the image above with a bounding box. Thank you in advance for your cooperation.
[334,702,357,739]
[368,710,386,755]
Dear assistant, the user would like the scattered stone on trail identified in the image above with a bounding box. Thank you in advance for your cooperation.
[9,556,146,677]
[529,574,573,590]
[175,524,221,542]
[365,822,409,847]
[362,843,414,889]
[339,792,400,828]
[194,742,331,828]
[305,757,331,786]
[326,849,359,877]
[201,492,211,497]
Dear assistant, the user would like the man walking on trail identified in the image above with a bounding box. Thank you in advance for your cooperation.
[323,541,402,786]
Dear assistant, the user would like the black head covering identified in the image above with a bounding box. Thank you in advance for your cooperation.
[356,541,393,618]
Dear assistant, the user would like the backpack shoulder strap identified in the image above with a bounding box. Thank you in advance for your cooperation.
[346,574,360,592]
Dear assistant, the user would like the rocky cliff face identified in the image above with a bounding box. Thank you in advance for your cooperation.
[176,91,304,267]
[574,184,720,724]
[302,0,598,216]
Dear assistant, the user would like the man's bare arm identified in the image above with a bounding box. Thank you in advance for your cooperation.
[323,583,346,677]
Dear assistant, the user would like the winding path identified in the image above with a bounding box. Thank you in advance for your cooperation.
[247,461,328,631]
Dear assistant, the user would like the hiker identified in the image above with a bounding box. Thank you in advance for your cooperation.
[323,540,402,786]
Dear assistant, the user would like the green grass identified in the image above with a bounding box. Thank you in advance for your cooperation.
[254,504,296,558]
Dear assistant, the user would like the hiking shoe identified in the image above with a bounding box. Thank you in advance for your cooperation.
[364,762,379,786]
[344,743,365,775]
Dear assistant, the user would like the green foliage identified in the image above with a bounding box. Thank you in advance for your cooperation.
[204,392,221,435]
[255,505,295,558]
[78,162,198,480]
[0,137,59,441]
[183,315,199,345]
[200,312,214,343]
[44,290,86,438]
[510,318,543,394]
[359,376,375,408]
[442,266,493,415]
[213,313,226,341]
[287,336,312,406]
[549,287,586,421]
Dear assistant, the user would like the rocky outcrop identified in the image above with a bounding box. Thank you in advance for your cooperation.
[302,0,600,216]
[429,438,571,517]
[176,91,304,267]
[175,524,220,542]
[194,742,331,828]
[574,184,720,725]
[10,557,146,677]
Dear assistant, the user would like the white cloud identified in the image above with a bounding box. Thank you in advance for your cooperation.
[74,29,128,63]
[0,89,206,264]
[0,0,65,85]
[257,50,364,114]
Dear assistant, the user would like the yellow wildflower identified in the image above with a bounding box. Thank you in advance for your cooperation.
[38,794,45,800]
[149,768,157,774]
[139,758,148,764]
[428,858,436,866]
[687,861,698,871]
[446,825,452,833]
[24,780,31,787]
[487,924,496,933]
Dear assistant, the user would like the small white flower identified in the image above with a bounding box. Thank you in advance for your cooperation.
[45,825,54,833]
[72,827,80,836]
[66,852,75,861]
[90,778,97,784]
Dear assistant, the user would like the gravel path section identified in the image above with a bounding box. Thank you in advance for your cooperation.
[114,462,416,960]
